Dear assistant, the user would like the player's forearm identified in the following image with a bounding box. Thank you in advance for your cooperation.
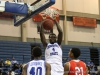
[40,25,47,48]
[46,72,51,75]
[40,25,45,40]
[40,25,44,33]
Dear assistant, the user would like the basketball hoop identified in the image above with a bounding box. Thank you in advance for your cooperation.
[32,6,59,23]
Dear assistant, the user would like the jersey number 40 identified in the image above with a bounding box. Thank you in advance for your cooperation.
[30,67,42,75]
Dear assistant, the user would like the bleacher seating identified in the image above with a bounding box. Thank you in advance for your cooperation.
[0,40,31,63]
[62,45,91,65]
[0,40,99,66]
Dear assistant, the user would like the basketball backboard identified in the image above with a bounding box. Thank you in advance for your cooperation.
[14,0,55,26]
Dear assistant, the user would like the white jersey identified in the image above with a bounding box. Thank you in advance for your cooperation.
[27,60,46,75]
[45,43,62,65]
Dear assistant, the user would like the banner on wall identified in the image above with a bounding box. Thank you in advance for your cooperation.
[73,16,97,28]
[0,12,13,20]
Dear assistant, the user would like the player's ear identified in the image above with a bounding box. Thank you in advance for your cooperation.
[72,53,75,58]
[70,52,74,58]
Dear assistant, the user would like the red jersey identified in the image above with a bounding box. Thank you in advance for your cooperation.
[68,60,87,75]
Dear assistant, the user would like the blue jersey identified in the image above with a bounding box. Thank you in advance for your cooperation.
[27,60,46,75]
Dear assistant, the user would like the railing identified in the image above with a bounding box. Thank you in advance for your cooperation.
[0,54,13,59]
[0,54,99,66]
[91,58,100,66]
[22,54,31,63]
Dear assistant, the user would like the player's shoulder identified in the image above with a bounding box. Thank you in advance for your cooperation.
[47,43,50,45]
[80,60,86,64]
[45,62,51,68]
[29,59,45,63]
[64,62,70,67]
[64,62,70,71]
[46,43,51,46]
[81,61,86,66]
[78,60,87,67]
[45,62,50,66]
[22,63,28,69]
[39,59,45,62]
[54,42,62,47]
[54,42,59,45]
[69,60,84,64]
[34,59,45,62]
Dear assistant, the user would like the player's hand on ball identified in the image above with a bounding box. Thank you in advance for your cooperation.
[42,14,47,20]
[52,14,56,20]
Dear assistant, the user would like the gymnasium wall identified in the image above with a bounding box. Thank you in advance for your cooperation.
[67,21,100,43]
[65,0,100,43]
[0,0,100,45]
[0,20,21,37]
[66,0,99,15]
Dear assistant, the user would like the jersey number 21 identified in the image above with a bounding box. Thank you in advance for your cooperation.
[75,67,83,75]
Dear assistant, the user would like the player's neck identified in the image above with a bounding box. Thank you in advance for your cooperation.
[34,57,41,60]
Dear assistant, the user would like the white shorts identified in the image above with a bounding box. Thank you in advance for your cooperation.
[50,64,64,75]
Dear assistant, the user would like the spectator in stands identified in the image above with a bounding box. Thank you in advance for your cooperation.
[87,60,95,75]
[0,68,2,75]
[14,63,23,75]
[18,63,23,75]
[12,63,19,71]
[11,57,19,65]
[87,60,95,68]
[8,69,15,75]
[5,58,11,68]
[87,66,90,75]
[0,59,4,68]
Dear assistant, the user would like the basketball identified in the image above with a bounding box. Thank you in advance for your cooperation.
[42,19,54,30]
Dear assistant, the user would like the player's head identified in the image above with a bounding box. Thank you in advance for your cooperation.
[90,60,93,62]
[32,46,42,58]
[68,48,81,59]
[49,33,57,44]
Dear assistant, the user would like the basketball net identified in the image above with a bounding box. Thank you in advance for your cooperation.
[32,6,60,23]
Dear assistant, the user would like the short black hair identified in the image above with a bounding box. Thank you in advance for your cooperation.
[32,47,42,57]
[49,33,56,38]
[71,48,81,58]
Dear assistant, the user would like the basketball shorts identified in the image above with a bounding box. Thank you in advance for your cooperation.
[50,64,64,75]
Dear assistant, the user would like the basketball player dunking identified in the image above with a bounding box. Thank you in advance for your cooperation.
[64,48,87,75]
[40,16,64,75]
[22,46,51,75]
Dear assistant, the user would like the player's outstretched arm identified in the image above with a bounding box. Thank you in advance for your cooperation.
[64,62,69,75]
[53,17,63,45]
[22,64,27,75]
[46,62,51,75]
[40,16,47,50]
